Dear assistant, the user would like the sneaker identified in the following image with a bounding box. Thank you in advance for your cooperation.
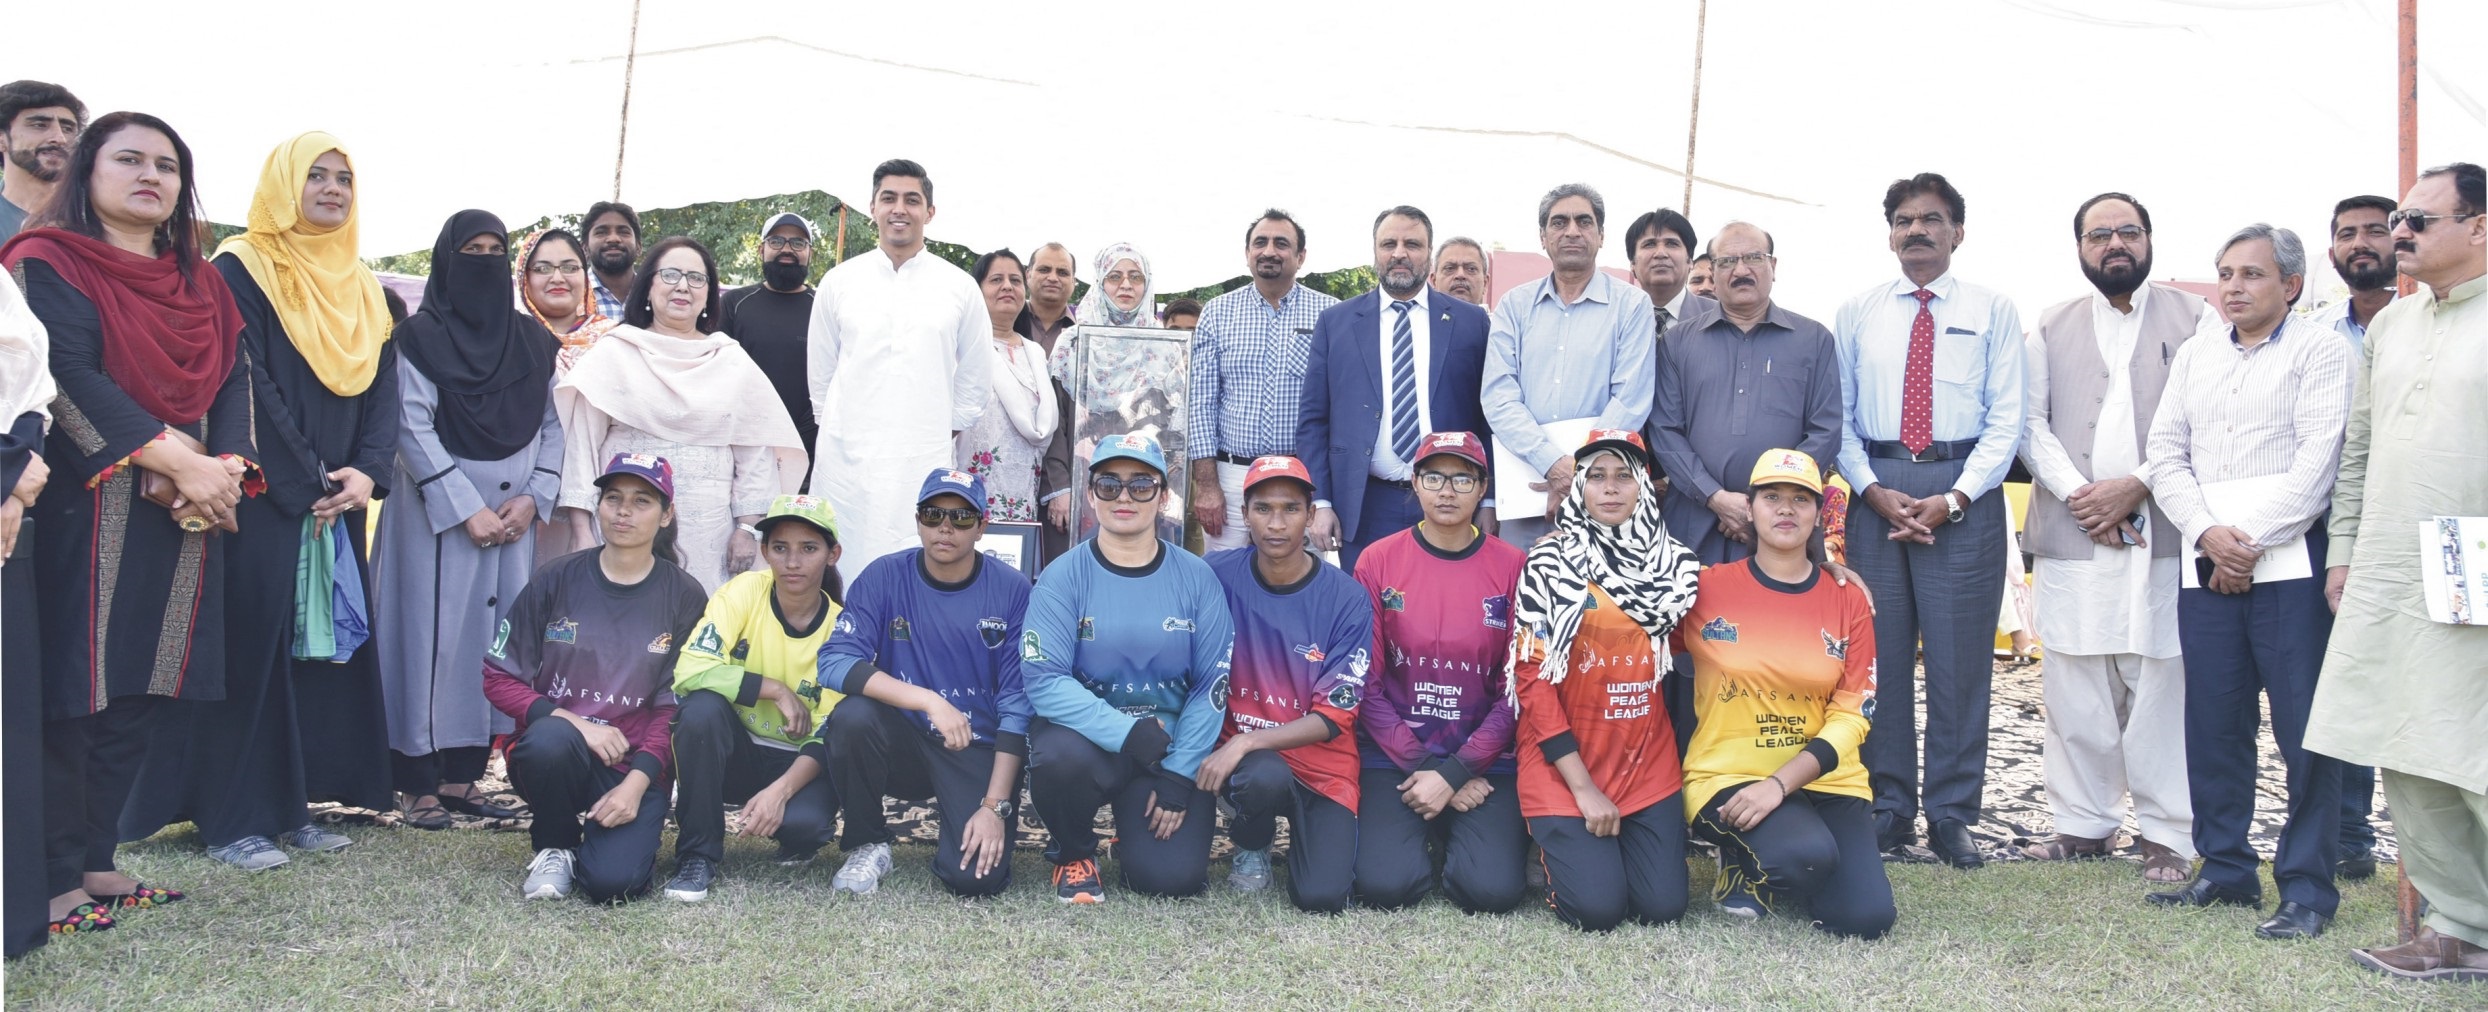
[522,848,575,900]
[1052,858,1105,905]
[773,846,820,868]
[281,823,353,853]
[832,841,894,896]
[663,857,717,902]
[207,835,290,871]
[1228,847,1272,893]
[1712,867,1766,921]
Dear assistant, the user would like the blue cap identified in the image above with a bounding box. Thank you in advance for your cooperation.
[916,467,990,515]
[1087,433,1167,477]
[593,452,675,501]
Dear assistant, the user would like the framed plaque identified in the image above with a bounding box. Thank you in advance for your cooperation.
[1060,325,1190,545]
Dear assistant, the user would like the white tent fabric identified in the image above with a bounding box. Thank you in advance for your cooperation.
[12,0,2482,318]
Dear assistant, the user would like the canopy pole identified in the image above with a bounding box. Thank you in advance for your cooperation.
[613,0,642,200]
[1681,0,1709,215]
[2394,0,2422,945]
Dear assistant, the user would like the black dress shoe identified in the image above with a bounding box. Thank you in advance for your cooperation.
[2255,901,2331,940]
[1874,810,1916,853]
[1928,818,1984,869]
[2338,848,2378,881]
[2146,876,2262,909]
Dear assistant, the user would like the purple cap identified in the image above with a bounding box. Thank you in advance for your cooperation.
[594,452,676,501]
[916,467,991,515]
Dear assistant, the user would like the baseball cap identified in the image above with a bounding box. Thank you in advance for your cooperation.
[761,211,816,238]
[1746,448,1826,496]
[1088,433,1167,477]
[755,493,840,541]
[1574,428,1650,466]
[1412,431,1489,473]
[1240,455,1314,497]
[915,467,991,515]
[593,452,675,501]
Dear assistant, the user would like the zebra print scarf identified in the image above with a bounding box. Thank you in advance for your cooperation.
[1507,450,1700,700]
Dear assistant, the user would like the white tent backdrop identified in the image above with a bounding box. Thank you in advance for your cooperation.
[12,0,2483,317]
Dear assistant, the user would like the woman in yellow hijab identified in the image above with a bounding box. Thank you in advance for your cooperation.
[124,131,403,870]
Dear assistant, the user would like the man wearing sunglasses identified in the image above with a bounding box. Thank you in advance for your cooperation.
[2311,162,2488,983]
[815,468,1033,899]
[719,212,821,484]
[1196,456,1373,910]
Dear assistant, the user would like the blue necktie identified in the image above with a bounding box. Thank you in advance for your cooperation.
[1389,300,1421,464]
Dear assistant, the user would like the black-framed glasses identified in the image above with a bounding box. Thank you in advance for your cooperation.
[2388,208,2483,233]
[527,261,584,276]
[654,267,711,288]
[2081,225,2149,247]
[1415,471,1480,493]
[763,236,812,251]
[1089,475,1162,502]
[916,505,981,530]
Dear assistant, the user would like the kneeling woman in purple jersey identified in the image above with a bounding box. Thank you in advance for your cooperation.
[484,454,707,902]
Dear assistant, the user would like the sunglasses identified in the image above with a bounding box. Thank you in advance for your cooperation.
[1089,475,1162,502]
[2387,209,2482,233]
[916,505,982,530]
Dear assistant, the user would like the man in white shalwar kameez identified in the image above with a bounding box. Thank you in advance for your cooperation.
[808,158,990,582]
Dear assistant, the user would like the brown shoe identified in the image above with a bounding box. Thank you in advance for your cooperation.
[2350,926,2488,982]
[2020,832,2113,861]
[2137,839,2191,883]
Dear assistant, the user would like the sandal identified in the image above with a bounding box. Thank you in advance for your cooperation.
[49,902,115,935]
[2020,832,2114,861]
[436,790,525,821]
[400,797,453,831]
[2138,839,2192,883]
[93,882,184,911]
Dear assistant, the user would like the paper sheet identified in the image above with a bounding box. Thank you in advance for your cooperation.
[2418,516,2488,625]
[1492,416,1596,508]
[2179,474,2313,589]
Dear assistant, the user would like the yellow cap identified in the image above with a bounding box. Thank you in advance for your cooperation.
[1747,448,1825,495]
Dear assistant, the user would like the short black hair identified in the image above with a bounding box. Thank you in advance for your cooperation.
[871,158,933,206]
[1246,208,1305,248]
[0,80,84,134]
[2073,192,2151,236]
[623,235,723,331]
[1689,252,1713,267]
[2328,194,2398,235]
[2420,162,2484,216]
[1882,172,1966,225]
[970,247,1022,285]
[1162,297,1203,320]
[1371,205,1433,245]
[583,200,640,237]
[1623,209,1697,256]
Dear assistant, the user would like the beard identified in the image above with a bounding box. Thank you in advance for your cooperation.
[7,144,66,182]
[593,245,636,276]
[1380,259,1422,296]
[2334,250,2397,292]
[2082,248,2152,299]
[763,259,808,290]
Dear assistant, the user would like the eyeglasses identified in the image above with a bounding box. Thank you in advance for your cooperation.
[1103,271,1146,287]
[654,267,711,288]
[916,505,982,530]
[763,236,812,251]
[1088,475,1162,502]
[1415,471,1480,493]
[2080,225,2149,247]
[2388,209,2483,233]
[1716,252,1775,270]
[527,261,584,276]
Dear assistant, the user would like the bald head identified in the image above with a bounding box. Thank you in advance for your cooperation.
[1709,221,1777,322]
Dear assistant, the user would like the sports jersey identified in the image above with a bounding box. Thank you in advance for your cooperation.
[672,570,842,750]
[483,548,709,779]
[1512,582,1683,819]
[1206,547,1373,813]
[1351,526,1522,784]
[817,548,1034,755]
[1672,559,1877,817]
[1021,539,1233,778]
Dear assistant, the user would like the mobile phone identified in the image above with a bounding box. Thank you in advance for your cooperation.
[318,460,337,496]
[2118,512,2145,546]
[2194,555,2216,587]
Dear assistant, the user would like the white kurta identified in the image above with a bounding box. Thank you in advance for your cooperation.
[808,248,991,582]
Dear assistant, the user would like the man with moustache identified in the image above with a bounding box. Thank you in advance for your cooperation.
[2017,193,2214,883]
[0,81,82,238]
[2312,195,2400,357]
[1625,208,1711,339]
[1481,183,1656,547]
[809,158,992,583]
[720,212,821,482]
[1298,206,1496,568]
[1687,253,1717,301]
[1432,237,1492,307]
[2312,163,2488,981]
[1832,172,2024,869]
[582,201,643,321]
[1188,210,1338,551]
[1016,242,1081,559]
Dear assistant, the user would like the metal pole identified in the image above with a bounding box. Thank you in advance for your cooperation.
[2394,0,2422,944]
[613,0,642,200]
[1681,0,1708,214]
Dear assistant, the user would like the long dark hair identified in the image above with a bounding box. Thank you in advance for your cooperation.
[29,110,206,282]
[650,513,683,568]
[622,235,722,332]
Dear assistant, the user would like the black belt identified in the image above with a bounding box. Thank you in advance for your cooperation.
[1215,451,1262,466]
[1369,476,1414,491]
[1865,438,1980,462]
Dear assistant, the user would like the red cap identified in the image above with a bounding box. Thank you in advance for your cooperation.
[1575,428,1650,465]
[1413,431,1489,471]
[1241,455,1316,496]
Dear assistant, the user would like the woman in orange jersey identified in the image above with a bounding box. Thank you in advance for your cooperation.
[1509,429,1701,932]
[1676,448,1894,938]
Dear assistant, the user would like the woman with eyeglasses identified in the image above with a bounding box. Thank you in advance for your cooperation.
[1021,433,1233,903]
[554,236,806,590]
[955,248,1055,526]
[514,228,613,375]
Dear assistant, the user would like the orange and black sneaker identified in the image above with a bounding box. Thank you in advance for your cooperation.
[1052,858,1105,905]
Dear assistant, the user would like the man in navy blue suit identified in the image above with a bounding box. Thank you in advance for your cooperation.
[1297,205,1496,570]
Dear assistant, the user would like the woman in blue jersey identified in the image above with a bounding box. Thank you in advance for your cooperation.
[1022,433,1234,903]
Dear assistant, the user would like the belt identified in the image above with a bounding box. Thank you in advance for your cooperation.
[1368,475,1414,491]
[1215,451,1261,466]
[1865,438,1980,463]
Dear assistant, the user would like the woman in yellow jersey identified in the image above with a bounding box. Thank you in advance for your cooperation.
[1675,449,1895,938]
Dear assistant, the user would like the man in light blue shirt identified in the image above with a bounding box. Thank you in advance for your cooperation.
[1832,171,2024,871]
[1480,183,1656,546]
[2309,194,2397,360]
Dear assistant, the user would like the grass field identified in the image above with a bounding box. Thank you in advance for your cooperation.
[6,823,2482,1011]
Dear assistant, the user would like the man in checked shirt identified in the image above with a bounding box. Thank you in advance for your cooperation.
[1188,210,1340,551]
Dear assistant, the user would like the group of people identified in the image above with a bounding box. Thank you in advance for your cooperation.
[0,76,2482,984]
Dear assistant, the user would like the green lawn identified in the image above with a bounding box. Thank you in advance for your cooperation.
[5,824,2480,1011]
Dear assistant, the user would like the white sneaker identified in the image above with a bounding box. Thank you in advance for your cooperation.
[522,848,576,900]
[1228,847,1273,893]
[832,842,894,895]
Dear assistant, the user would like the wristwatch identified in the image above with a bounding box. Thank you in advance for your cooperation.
[982,795,1016,820]
[1944,491,1966,525]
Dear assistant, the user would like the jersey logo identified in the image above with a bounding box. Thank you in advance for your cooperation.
[1482,594,1511,630]
[1210,672,1231,707]
[795,678,822,704]
[1327,682,1360,710]
[1380,587,1406,612]
[730,639,750,662]
[1821,629,1849,661]
[1294,643,1326,664]
[544,618,578,644]
[646,632,673,654]
[977,617,1009,649]
[1700,617,1738,643]
[1078,616,1096,641]
[690,624,725,657]
[1021,630,1046,663]
[889,617,912,642]
[1345,647,1370,683]
[489,619,511,658]
[1162,617,1195,633]
[835,614,856,636]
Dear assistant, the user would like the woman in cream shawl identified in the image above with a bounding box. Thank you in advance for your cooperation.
[955,249,1056,523]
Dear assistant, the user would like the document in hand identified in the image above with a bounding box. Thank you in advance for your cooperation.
[1492,416,1596,504]
[2418,516,2488,625]
[2177,474,2313,589]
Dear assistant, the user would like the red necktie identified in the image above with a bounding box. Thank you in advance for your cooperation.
[1900,288,1936,454]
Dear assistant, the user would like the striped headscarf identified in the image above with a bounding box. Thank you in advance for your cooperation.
[1507,447,1700,698]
